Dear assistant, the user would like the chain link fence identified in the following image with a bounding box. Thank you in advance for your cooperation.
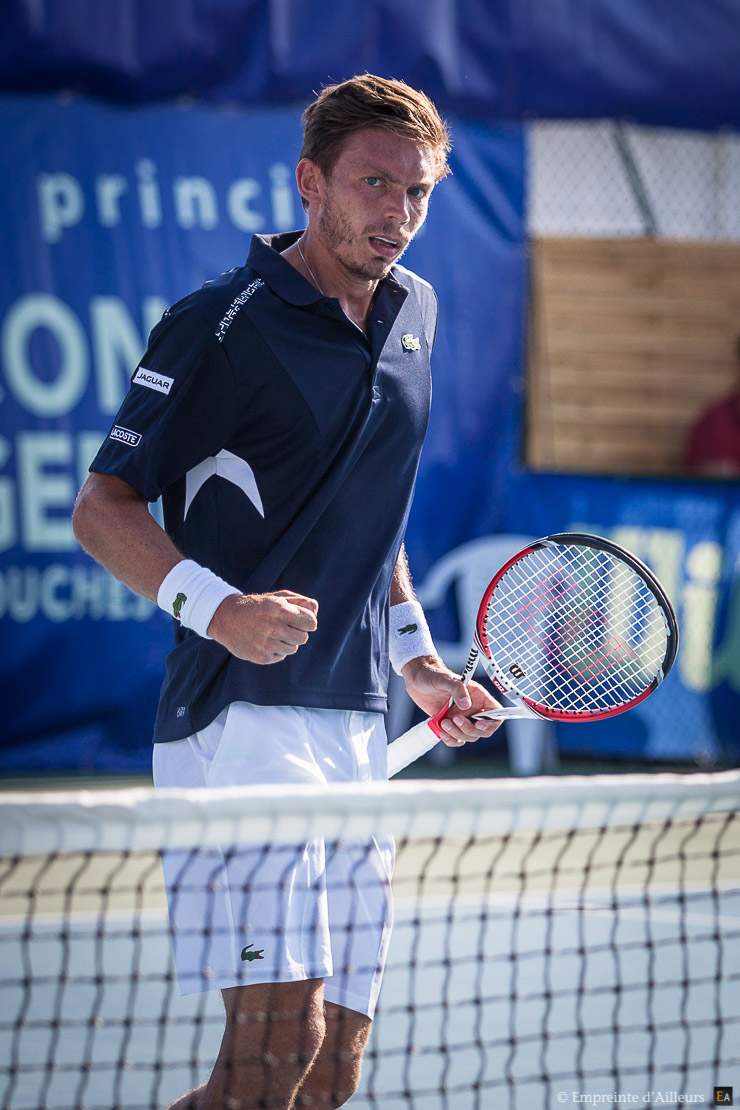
[528,121,740,240]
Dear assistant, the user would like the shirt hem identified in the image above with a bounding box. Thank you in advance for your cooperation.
[153,689,389,743]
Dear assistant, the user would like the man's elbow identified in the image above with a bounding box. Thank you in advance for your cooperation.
[73,473,148,556]
[72,478,100,554]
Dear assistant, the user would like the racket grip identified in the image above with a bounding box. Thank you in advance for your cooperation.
[387,717,443,777]
[386,699,451,777]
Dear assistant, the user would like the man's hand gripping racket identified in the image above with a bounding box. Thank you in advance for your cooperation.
[387,533,678,777]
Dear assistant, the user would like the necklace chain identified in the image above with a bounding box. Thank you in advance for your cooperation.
[297,236,325,296]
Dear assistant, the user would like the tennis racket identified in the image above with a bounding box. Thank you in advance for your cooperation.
[387,532,678,777]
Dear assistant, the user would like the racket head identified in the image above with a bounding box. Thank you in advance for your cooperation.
[475,533,679,722]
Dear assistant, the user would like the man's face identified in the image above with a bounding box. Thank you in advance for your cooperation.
[314,128,437,282]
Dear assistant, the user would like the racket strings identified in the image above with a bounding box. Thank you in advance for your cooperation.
[482,545,669,715]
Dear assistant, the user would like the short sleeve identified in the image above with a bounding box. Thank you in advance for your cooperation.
[90,305,239,502]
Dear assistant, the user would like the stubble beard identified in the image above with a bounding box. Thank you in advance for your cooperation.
[317,194,411,283]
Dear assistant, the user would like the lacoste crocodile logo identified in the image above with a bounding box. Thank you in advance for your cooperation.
[398,623,418,635]
[401,334,421,351]
[240,944,265,963]
[172,592,186,619]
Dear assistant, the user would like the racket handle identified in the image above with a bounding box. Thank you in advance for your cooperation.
[387,701,543,777]
[387,717,443,777]
[387,699,450,777]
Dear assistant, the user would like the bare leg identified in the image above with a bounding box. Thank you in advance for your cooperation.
[295,1002,371,1110]
[165,978,326,1110]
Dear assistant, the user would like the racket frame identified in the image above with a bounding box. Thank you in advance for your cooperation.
[386,532,679,777]
[474,532,679,722]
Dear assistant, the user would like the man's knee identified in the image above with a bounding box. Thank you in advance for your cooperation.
[219,979,327,1098]
[296,1052,365,1109]
[296,1004,371,1109]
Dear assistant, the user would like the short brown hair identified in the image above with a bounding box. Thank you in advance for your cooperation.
[300,73,452,183]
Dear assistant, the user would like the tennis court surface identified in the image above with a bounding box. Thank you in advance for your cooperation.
[1,773,738,1109]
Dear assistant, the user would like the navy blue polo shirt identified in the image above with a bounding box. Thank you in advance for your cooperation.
[91,231,437,742]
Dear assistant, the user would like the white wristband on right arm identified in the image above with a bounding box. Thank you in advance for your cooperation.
[388,599,437,676]
[157,559,241,639]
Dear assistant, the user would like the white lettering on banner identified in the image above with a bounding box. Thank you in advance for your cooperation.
[37,173,85,243]
[608,525,721,694]
[1,295,167,417]
[227,179,264,232]
[2,295,88,417]
[0,564,154,622]
[174,176,219,229]
[17,432,76,551]
[96,174,128,227]
[574,523,740,699]
[36,159,296,243]
[91,296,167,413]
[137,159,163,228]
[269,164,294,229]
[0,431,105,554]
[0,436,17,551]
[681,542,722,693]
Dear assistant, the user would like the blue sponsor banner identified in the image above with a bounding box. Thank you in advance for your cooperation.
[1,95,737,772]
[0,97,307,770]
[0,95,526,771]
[498,474,740,766]
[405,474,740,768]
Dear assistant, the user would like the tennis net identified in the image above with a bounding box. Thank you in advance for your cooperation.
[1,772,739,1109]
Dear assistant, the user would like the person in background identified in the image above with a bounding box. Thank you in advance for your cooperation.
[683,334,740,477]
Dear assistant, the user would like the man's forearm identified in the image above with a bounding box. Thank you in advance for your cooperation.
[72,473,182,601]
[72,471,320,664]
[389,544,439,674]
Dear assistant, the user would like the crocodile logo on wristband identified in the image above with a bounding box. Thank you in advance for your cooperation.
[398,623,418,635]
[172,592,187,619]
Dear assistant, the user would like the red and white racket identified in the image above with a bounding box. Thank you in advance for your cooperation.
[387,532,678,777]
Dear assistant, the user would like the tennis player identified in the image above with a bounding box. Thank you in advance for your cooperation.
[73,74,501,1110]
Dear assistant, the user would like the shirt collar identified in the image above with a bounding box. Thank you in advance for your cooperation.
[246,231,408,308]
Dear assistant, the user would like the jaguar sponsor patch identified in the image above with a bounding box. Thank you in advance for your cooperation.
[133,366,174,395]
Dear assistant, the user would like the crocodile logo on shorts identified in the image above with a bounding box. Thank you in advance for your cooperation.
[398,623,418,635]
[172,592,186,619]
[240,943,265,963]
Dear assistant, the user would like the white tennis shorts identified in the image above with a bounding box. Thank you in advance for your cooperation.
[152,702,394,1018]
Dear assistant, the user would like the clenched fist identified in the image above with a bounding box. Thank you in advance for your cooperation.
[207,589,319,664]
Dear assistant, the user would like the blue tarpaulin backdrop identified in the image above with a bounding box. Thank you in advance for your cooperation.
[1,0,739,771]
[2,0,740,129]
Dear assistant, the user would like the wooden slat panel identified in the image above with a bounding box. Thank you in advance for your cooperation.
[551,366,735,395]
[527,237,740,475]
[545,352,734,380]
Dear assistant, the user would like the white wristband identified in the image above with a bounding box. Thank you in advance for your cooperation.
[157,559,241,639]
[388,599,437,676]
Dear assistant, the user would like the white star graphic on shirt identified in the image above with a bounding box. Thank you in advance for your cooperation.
[184,450,264,519]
